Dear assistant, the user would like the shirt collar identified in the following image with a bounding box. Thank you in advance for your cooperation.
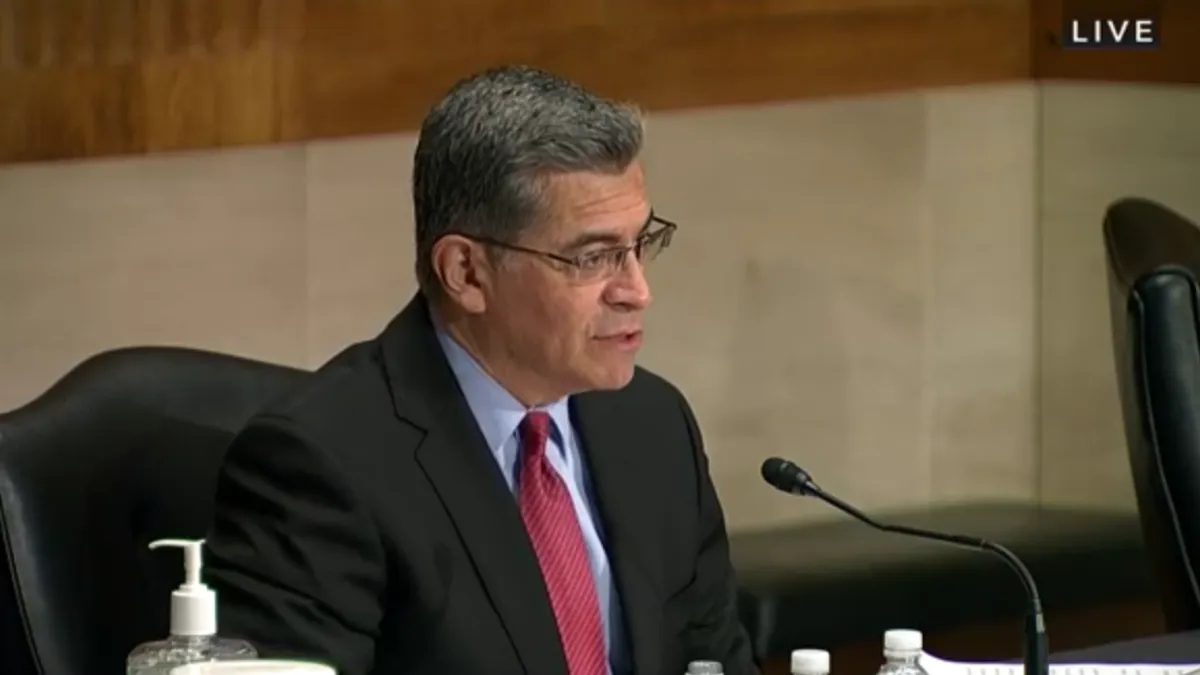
[434,327,571,456]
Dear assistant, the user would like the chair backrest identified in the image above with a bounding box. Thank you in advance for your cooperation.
[1104,196,1200,631]
[0,346,310,675]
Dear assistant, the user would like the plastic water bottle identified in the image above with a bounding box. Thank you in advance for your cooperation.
[687,661,724,675]
[791,649,831,675]
[877,629,928,675]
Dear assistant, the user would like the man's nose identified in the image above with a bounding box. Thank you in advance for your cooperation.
[607,254,652,310]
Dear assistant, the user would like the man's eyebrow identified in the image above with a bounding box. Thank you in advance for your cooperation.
[560,214,654,252]
[560,230,625,252]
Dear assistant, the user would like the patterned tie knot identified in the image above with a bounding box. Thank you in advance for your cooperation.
[519,411,552,462]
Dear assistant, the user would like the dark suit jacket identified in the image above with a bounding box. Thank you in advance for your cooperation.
[205,295,758,675]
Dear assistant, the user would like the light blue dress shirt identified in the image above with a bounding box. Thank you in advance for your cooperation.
[434,329,629,674]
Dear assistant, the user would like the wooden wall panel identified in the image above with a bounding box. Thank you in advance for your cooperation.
[0,0,1031,164]
[6,0,1198,166]
[0,0,305,162]
[300,0,1031,141]
[1032,0,1200,82]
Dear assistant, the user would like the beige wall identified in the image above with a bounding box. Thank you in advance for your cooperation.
[1,82,1195,532]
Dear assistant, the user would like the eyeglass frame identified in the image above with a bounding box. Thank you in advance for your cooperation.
[451,212,678,281]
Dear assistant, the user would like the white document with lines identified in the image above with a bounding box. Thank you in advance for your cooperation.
[919,651,1200,675]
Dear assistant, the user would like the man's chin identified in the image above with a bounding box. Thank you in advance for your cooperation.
[584,363,637,392]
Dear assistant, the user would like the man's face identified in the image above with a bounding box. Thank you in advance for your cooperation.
[485,162,655,401]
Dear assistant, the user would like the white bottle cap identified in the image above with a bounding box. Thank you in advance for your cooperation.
[150,539,216,636]
[884,629,923,655]
[791,649,831,675]
[686,661,724,675]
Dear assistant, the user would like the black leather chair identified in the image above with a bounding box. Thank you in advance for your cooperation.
[0,346,309,675]
[1105,196,1200,632]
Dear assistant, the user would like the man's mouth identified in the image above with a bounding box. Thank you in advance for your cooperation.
[596,330,643,350]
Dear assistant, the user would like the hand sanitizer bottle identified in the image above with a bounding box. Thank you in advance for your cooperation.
[126,539,257,675]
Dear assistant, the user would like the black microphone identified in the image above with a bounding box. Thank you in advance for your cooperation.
[760,457,1048,675]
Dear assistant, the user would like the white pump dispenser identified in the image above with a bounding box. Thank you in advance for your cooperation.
[126,538,257,675]
[152,539,217,636]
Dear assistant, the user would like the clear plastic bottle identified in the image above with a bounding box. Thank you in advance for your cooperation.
[127,539,258,675]
[877,629,928,675]
[791,649,831,675]
[687,660,724,675]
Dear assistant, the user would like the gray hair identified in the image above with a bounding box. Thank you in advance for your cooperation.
[412,65,645,293]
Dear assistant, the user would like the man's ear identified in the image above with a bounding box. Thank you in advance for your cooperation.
[431,235,491,314]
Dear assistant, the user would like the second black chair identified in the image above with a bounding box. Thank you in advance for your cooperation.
[1105,196,1200,632]
[0,346,309,675]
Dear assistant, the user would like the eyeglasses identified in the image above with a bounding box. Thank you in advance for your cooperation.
[463,213,677,283]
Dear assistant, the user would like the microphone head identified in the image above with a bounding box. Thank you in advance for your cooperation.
[760,457,814,495]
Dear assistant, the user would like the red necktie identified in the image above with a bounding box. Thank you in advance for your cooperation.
[517,411,608,675]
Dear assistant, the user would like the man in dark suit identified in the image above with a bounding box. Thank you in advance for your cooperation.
[205,65,759,675]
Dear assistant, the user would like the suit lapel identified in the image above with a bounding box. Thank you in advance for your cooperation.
[573,391,663,675]
[380,296,568,675]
